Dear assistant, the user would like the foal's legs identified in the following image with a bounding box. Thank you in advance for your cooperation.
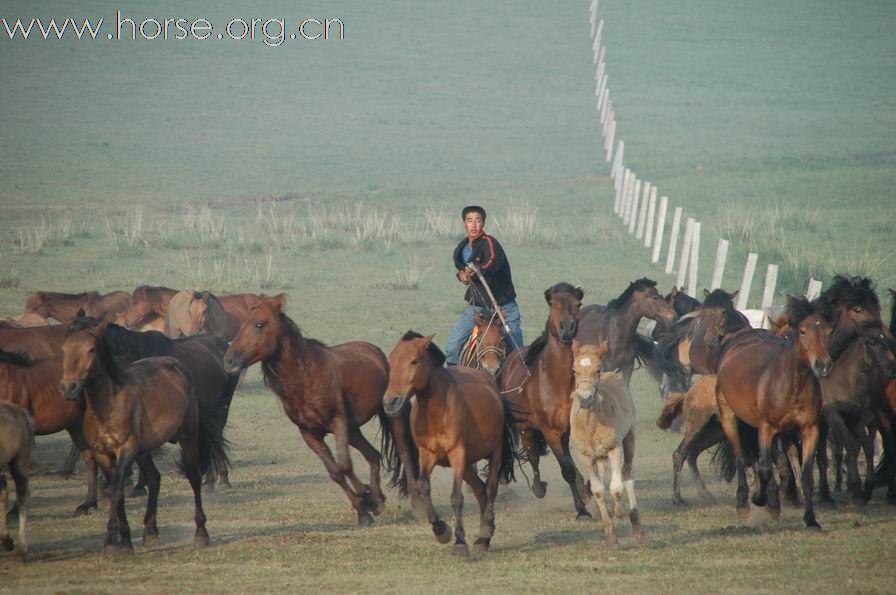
[347,427,386,516]
[135,454,161,546]
[588,459,615,545]
[546,431,591,519]
[622,430,644,543]
[416,452,451,545]
[0,475,11,552]
[799,424,822,529]
[299,429,373,526]
[8,459,29,559]
[716,393,750,517]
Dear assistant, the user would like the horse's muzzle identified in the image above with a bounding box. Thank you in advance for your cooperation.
[558,320,577,343]
[383,395,407,417]
[60,380,84,400]
[222,354,245,375]
[814,358,833,378]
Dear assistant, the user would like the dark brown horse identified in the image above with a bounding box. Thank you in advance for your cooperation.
[384,332,518,554]
[459,309,507,379]
[125,285,178,330]
[0,349,98,515]
[576,278,678,384]
[222,294,412,526]
[0,401,33,560]
[60,317,229,552]
[24,291,131,324]
[715,296,832,529]
[502,282,591,518]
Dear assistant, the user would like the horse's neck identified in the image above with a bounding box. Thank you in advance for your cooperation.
[415,370,457,418]
[265,335,322,399]
[607,305,640,363]
[82,371,124,424]
[544,334,574,390]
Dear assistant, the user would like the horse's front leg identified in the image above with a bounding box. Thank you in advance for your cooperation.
[448,449,468,556]
[521,428,547,498]
[799,424,822,530]
[546,431,590,519]
[416,451,451,544]
[716,392,749,517]
[330,414,375,516]
[754,424,780,518]
[299,429,371,526]
[857,421,876,503]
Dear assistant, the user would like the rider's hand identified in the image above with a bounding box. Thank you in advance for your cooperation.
[457,269,470,285]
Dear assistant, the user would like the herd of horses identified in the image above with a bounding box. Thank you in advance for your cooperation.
[1,275,895,560]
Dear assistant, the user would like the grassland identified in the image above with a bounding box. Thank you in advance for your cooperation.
[1,0,895,591]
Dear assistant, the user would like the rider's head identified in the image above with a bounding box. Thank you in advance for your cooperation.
[462,205,486,240]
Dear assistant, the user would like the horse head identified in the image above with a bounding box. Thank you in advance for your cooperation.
[787,295,833,378]
[384,331,442,416]
[817,275,883,332]
[471,310,505,379]
[544,282,583,343]
[571,340,609,409]
[60,310,110,399]
[223,293,287,373]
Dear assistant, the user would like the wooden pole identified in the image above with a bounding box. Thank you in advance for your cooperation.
[761,264,778,309]
[595,48,606,80]
[644,186,657,248]
[736,253,758,310]
[605,119,615,162]
[710,238,729,290]
[598,77,609,114]
[622,171,634,221]
[651,195,668,263]
[664,206,682,273]
[627,179,642,231]
[619,169,632,218]
[687,221,701,296]
[592,20,604,55]
[635,182,651,239]
[806,278,823,301]
[611,140,624,181]
[614,165,628,213]
[676,218,695,289]
[602,101,613,141]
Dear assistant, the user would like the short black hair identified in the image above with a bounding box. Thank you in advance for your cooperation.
[462,205,486,221]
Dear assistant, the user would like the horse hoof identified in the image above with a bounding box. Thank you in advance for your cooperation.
[453,543,469,556]
[751,494,767,507]
[193,535,210,549]
[433,521,452,544]
[14,548,26,563]
[576,511,592,521]
[362,491,386,517]
[767,506,782,521]
[806,521,822,532]
[532,481,547,499]
[605,535,618,548]
[673,496,687,507]
[73,502,97,517]
[128,486,147,499]
[473,538,490,552]
[143,533,160,547]
[633,530,646,546]
[357,512,375,527]
[1,537,13,552]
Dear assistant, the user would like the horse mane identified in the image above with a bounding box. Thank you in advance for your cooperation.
[829,327,860,361]
[523,330,549,367]
[607,278,657,310]
[400,330,446,367]
[40,291,92,300]
[816,275,880,323]
[786,295,823,326]
[0,348,38,367]
[260,313,329,395]
[95,328,128,385]
[702,289,737,309]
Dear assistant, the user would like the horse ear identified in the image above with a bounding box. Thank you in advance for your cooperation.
[544,288,552,304]
[571,338,581,354]
[270,293,287,311]
[575,287,584,302]
[422,333,436,348]
[597,340,610,357]
[670,286,679,296]
[703,288,711,298]
[730,290,739,302]
[75,308,86,319]
[889,288,896,298]
[201,290,211,300]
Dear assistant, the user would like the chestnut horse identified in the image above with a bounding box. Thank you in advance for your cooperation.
[570,341,644,546]
[222,294,414,526]
[0,325,67,359]
[384,332,519,554]
[459,309,507,380]
[60,317,229,552]
[24,290,131,324]
[502,282,591,518]
[0,401,33,560]
[125,285,178,330]
[0,349,98,515]
[715,296,832,529]
[575,278,678,384]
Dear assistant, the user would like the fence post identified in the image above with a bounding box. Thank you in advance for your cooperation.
[627,179,642,232]
[710,239,729,290]
[623,173,636,223]
[736,253,758,310]
[664,206,682,273]
[652,195,668,263]
[635,183,650,239]
[605,119,615,162]
[676,218,695,288]
[611,140,624,181]
[687,221,701,296]
[599,84,610,121]
[644,186,657,248]
[603,104,614,148]
[614,166,628,214]
[806,278,823,301]
[592,20,604,60]
[761,264,778,309]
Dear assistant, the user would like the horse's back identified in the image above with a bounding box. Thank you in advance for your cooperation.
[332,341,389,423]
[0,325,66,358]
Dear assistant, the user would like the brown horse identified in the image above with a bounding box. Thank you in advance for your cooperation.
[384,332,518,554]
[166,290,256,340]
[570,341,644,546]
[459,309,507,379]
[222,294,409,526]
[0,314,49,329]
[576,278,678,384]
[125,285,178,330]
[114,311,165,333]
[60,317,229,552]
[715,296,832,529]
[502,282,591,518]
[24,290,131,324]
[0,401,33,560]
[0,349,98,515]
[0,325,67,359]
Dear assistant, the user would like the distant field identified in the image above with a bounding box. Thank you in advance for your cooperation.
[1,0,895,591]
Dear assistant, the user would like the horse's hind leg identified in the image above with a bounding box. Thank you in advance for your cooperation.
[546,432,591,520]
[8,459,28,559]
[686,420,724,504]
[521,429,547,498]
[621,430,644,543]
[816,421,836,506]
[716,393,750,517]
[136,454,161,546]
[347,427,386,516]
[0,474,11,552]
[799,424,822,530]
[468,454,497,552]
[178,433,210,548]
[299,429,371,526]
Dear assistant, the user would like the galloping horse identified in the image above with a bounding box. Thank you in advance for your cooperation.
[125,285,178,330]
[714,296,832,529]
[222,294,410,526]
[0,401,33,560]
[384,332,519,554]
[60,317,229,552]
[24,290,131,324]
[569,341,644,546]
[459,309,507,379]
[502,282,591,519]
[576,278,678,384]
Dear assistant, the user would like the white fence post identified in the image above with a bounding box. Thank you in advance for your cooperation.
[710,239,729,291]
[605,119,615,162]
[628,179,642,233]
[644,186,657,248]
[664,206,682,273]
[614,167,629,214]
[761,264,778,309]
[652,195,668,263]
[610,140,624,181]
[622,173,636,223]
[806,278,823,301]
[687,221,701,296]
[635,182,651,239]
[736,253,758,310]
[676,218,695,288]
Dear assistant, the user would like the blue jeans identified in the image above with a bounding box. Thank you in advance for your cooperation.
[445,300,524,365]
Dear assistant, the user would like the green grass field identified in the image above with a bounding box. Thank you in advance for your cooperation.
[1,0,895,591]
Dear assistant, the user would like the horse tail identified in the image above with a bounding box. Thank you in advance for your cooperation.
[710,419,758,482]
[654,322,692,391]
[634,334,653,370]
[497,395,523,483]
[178,388,232,481]
[657,391,686,430]
[380,407,417,498]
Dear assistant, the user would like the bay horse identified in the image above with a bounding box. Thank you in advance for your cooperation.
[222,294,413,526]
[655,288,749,393]
[24,290,131,324]
[166,290,256,340]
[502,282,592,519]
[666,286,702,318]
[0,401,33,560]
[570,341,644,546]
[715,296,832,529]
[575,278,678,385]
[0,325,67,359]
[125,285,178,330]
[0,349,98,515]
[384,332,519,554]
[459,309,507,379]
[60,317,229,552]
